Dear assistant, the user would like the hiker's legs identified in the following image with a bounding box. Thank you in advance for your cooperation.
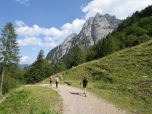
[84,88,86,94]
[83,85,87,96]
[56,82,58,88]
[50,81,52,86]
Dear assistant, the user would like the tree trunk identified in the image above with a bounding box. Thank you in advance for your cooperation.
[0,66,4,97]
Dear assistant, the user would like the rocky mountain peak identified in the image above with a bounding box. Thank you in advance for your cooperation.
[103,14,121,27]
[95,12,102,17]
[46,13,122,62]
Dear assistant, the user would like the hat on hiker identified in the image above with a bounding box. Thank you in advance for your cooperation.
[84,76,86,78]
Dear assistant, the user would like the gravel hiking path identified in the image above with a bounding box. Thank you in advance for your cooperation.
[40,84,127,114]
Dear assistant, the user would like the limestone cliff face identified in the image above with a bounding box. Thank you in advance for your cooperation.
[45,33,77,62]
[76,17,94,48]
[75,12,122,48]
[46,13,122,62]
[103,13,122,27]
[91,13,113,44]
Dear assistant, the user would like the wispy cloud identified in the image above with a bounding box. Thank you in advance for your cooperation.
[15,20,26,27]
[15,0,29,6]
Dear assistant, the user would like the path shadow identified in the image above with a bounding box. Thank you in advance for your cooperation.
[69,92,84,97]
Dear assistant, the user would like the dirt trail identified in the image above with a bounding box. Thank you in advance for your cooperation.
[40,84,127,114]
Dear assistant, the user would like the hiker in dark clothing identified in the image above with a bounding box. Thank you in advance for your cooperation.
[80,76,88,97]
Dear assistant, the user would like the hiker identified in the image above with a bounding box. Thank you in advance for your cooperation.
[55,76,59,88]
[80,76,88,97]
[50,76,53,86]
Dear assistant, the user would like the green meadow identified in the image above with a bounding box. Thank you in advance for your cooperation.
[0,86,62,114]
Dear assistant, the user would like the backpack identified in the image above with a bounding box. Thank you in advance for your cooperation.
[84,78,88,85]
[56,78,59,82]
[50,77,53,81]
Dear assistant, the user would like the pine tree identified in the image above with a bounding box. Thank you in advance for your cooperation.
[36,49,44,82]
[25,49,53,84]
[0,22,20,97]
[37,49,44,60]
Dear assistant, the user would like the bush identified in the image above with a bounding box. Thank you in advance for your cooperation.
[132,34,152,46]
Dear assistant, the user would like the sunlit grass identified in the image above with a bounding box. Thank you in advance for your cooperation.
[0,85,63,114]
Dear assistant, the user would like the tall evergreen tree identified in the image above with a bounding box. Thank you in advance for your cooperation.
[25,49,53,84]
[0,22,20,97]
[36,49,44,82]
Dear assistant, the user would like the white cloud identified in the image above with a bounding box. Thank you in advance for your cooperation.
[82,0,152,19]
[15,19,85,49]
[15,0,29,6]
[41,42,58,49]
[15,19,85,37]
[44,37,54,42]
[17,36,58,49]
[61,18,85,34]
[15,23,67,37]
[17,36,42,46]
[16,24,44,36]
[20,56,31,63]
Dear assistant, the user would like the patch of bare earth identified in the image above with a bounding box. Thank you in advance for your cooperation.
[40,84,128,114]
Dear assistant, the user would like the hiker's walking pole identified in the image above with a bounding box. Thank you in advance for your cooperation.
[80,82,81,94]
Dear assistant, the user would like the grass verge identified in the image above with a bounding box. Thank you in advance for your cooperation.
[0,85,63,114]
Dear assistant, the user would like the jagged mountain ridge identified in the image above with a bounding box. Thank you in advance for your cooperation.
[46,13,122,62]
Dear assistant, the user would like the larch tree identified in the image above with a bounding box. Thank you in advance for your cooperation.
[0,22,20,97]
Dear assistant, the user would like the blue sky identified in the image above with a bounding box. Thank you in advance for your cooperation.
[0,0,152,64]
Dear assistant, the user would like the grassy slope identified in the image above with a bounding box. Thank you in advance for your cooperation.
[41,40,152,114]
[0,85,63,114]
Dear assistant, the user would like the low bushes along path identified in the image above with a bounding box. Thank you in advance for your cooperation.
[40,84,127,114]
